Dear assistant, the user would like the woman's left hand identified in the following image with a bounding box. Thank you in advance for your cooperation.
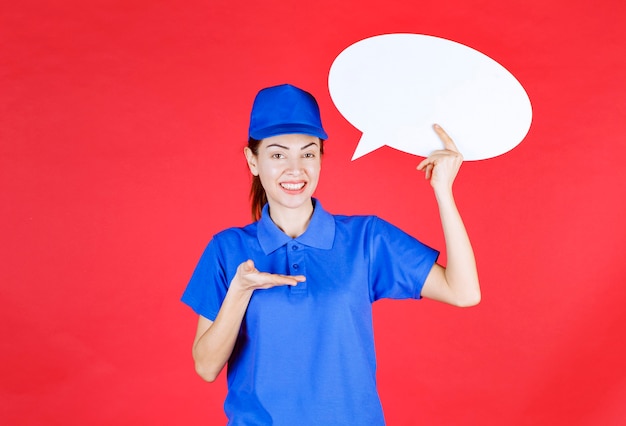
[416,124,463,193]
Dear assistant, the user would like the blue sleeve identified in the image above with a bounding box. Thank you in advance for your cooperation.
[181,237,229,321]
[368,217,439,301]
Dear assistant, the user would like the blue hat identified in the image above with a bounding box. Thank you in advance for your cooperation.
[248,84,328,140]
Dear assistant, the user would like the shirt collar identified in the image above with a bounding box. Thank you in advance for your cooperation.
[257,199,335,254]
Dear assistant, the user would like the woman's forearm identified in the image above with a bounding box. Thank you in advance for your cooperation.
[191,260,305,381]
[435,188,481,306]
[192,284,253,382]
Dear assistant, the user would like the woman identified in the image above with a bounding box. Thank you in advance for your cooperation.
[182,83,480,425]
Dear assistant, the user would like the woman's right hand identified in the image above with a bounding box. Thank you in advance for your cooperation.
[192,259,305,382]
[231,259,306,292]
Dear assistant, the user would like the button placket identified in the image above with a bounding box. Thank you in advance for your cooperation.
[287,243,307,294]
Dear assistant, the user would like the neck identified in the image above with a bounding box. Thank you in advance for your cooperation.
[268,200,314,238]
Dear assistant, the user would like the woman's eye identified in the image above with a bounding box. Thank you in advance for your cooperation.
[303,153,315,158]
[272,153,285,159]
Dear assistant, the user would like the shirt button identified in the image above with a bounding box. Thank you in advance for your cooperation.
[292,245,299,250]
[292,264,299,270]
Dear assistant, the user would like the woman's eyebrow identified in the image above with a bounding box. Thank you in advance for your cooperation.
[265,142,319,150]
[300,142,319,150]
[265,143,289,150]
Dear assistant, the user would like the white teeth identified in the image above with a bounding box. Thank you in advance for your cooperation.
[281,183,305,190]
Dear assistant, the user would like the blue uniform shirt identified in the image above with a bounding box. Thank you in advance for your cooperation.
[182,200,439,425]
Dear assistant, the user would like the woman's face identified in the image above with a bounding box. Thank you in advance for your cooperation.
[245,133,322,214]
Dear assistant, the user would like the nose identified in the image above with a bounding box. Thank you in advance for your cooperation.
[286,156,303,175]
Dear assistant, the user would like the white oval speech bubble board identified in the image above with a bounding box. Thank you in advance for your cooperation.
[328,34,533,161]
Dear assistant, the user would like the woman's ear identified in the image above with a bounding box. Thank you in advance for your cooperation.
[244,147,259,176]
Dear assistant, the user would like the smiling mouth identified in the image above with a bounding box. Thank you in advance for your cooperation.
[280,182,306,191]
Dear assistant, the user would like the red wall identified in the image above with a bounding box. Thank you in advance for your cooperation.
[2,0,625,424]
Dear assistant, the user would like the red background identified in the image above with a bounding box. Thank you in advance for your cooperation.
[2,0,625,424]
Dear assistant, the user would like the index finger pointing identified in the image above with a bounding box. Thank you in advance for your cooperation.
[433,124,459,153]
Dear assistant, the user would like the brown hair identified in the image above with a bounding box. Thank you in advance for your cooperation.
[247,137,324,221]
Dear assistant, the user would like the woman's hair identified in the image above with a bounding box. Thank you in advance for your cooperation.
[247,137,324,221]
